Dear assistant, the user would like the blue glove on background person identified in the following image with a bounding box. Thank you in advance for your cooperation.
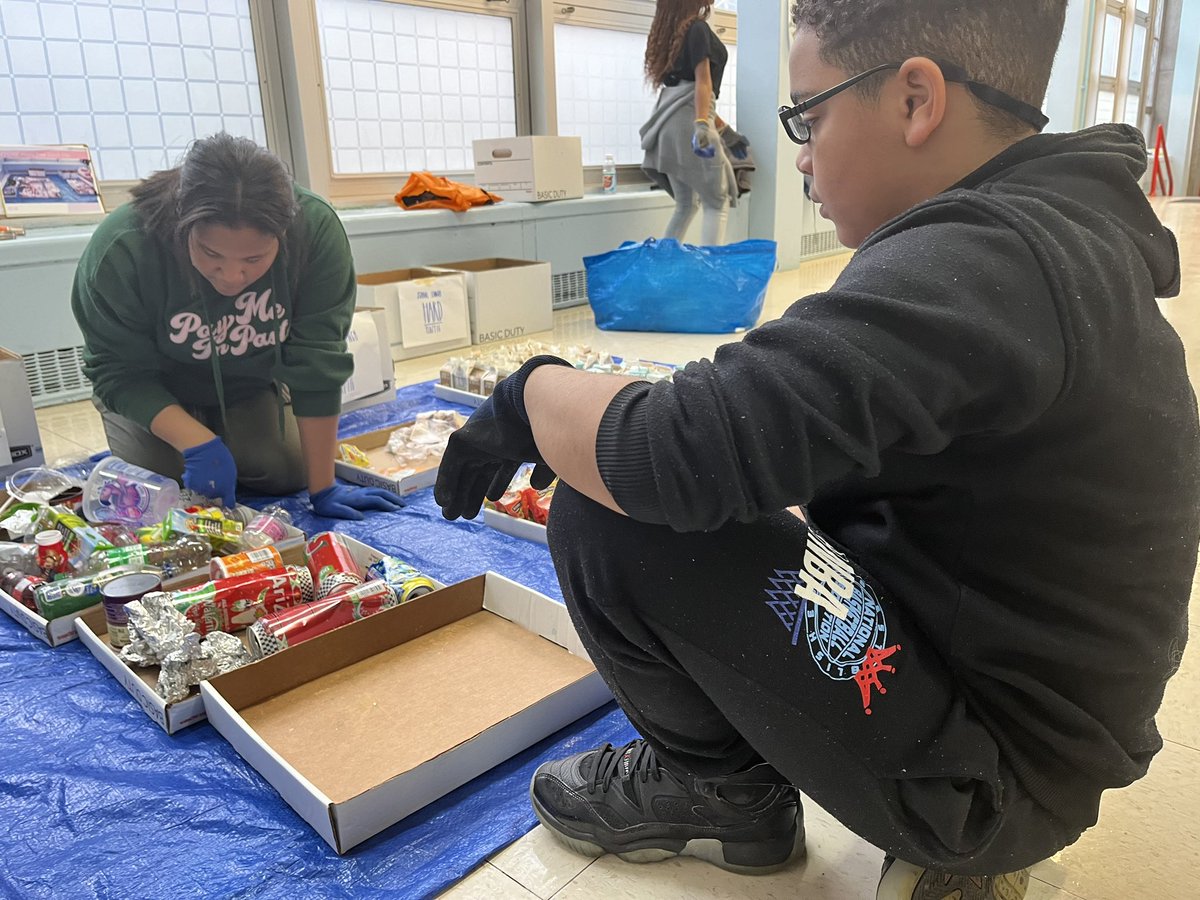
[310,484,406,520]
[435,355,573,521]
[692,120,718,158]
[182,437,238,508]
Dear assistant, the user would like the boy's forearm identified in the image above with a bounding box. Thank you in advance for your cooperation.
[524,367,637,515]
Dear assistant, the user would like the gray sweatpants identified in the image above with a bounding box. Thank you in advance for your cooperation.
[94,385,306,496]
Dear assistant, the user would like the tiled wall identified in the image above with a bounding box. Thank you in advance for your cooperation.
[0,0,265,181]
[555,24,739,167]
[316,0,518,175]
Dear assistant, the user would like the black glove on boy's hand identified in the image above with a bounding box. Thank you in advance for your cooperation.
[434,355,573,521]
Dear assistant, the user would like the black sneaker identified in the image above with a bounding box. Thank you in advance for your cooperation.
[529,740,803,874]
[876,856,1031,900]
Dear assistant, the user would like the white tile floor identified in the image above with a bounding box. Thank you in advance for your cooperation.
[34,204,1200,899]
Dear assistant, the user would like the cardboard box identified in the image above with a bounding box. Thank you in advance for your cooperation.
[483,508,548,545]
[356,269,470,362]
[429,258,553,345]
[0,505,306,648]
[431,383,486,409]
[75,535,388,734]
[341,307,395,413]
[0,348,45,479]
[473,136,584,203]
[200,572,610,853]
[335,417,464,496]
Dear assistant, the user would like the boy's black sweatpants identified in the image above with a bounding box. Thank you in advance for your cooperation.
[546,484,1084,875]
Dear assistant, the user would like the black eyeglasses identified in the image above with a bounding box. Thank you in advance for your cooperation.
[778,59,1050,145]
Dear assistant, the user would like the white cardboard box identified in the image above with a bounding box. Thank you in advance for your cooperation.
[0,506,306,648]
[334,417,464,496]
[483,508,548,545]
[356,269,471,362]
[341,307,395,413]
[473,136,584,203]
[429,258,553,345]
[432,383,486,409]
[75,535,390,734]
[200,571,610,853]
[0,348,45,479]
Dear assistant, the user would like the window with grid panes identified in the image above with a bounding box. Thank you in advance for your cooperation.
[1087,0,1162,132]
[0,0,267,184]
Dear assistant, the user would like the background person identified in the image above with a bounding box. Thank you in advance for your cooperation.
[641,0,737,246]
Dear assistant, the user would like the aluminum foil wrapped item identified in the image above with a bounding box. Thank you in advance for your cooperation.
[203,630,254,675]
[158,633,219,703]
[120,591,195,668]
[120,590,254,701]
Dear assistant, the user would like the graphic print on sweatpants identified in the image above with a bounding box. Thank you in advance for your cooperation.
[764,529,902,715]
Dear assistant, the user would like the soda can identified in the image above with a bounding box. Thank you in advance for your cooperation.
[317,570,363,600]
[305,532,360,586]
[365,556,437,604]
[168,566,309,635]
[210,545,283,580]
[247,580,398,659]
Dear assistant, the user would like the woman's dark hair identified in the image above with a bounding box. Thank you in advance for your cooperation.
[645,0,714,88]
[130,133,303,292]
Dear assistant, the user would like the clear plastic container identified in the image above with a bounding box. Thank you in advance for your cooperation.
[241,506,293,549]
[83,457,181,528]
[0,541,39,576]
[85,534,210,581]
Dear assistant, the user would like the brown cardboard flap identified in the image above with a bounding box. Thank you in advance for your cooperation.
[356,268,442,286]
[209,576,489,709]
[238,608,595,804]
[433,258,546,274]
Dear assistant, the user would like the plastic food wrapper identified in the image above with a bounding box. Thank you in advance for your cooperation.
[437,341,666,398]
[164,507,243,549]
[0,504,42,540]
[336,442,373,469]
[385,410,466,469]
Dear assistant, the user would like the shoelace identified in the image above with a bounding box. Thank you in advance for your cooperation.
[589,740,662,794]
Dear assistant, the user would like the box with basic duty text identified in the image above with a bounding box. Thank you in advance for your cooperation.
[355,269,470,362]
[0,348,44,480]
[75,535,389,734]
[430,258,553,345]
[0,504,306,648]
[473,136,584,203]
[341,307,394,413]
[200,572,610,853]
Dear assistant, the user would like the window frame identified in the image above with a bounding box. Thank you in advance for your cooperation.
[280,0,531,205]
[1084,0,1162,131]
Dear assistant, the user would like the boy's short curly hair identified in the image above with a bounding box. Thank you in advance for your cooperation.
[790,1,1068,136]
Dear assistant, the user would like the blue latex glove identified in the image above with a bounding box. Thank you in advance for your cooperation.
[692,120,717,158]
[310,484,406,520]
[434,355,572,521]
[181,437,238,508]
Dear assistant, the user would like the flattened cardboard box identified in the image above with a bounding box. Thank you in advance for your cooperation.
[0,505,307,648]
[334,417,463,496]
[75,536,388,734]
[201,572,610,853]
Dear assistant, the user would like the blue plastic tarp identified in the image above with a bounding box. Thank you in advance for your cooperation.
[0,382,637,899]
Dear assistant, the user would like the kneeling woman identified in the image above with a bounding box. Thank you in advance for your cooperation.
[71,132,402,520]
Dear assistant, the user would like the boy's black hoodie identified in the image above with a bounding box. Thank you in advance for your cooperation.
[597,124,1200,825]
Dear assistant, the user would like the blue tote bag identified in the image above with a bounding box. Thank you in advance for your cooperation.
[583,238,778,334]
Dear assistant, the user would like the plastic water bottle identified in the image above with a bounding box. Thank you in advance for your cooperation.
[241,506,294,549]
[602,154,617,194]
[83,457,181,528]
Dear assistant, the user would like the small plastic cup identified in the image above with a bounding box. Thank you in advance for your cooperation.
[83,457,181,528]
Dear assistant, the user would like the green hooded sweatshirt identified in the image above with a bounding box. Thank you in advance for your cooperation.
[71,186,356,429]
